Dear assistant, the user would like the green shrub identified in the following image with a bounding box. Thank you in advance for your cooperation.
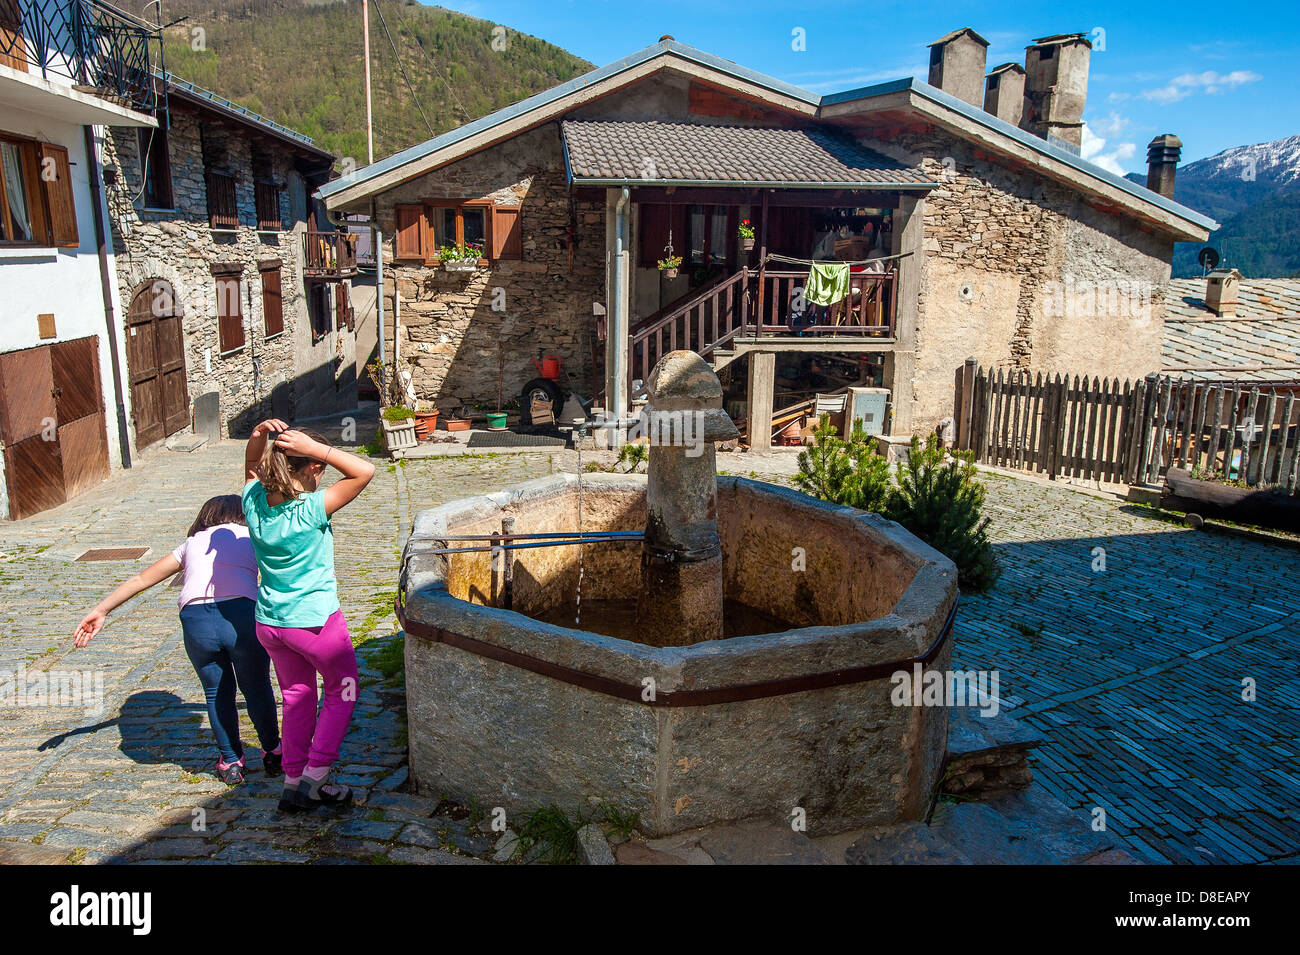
[382,406,414,422]
[794,414,891,514]
[886,434,1000,592]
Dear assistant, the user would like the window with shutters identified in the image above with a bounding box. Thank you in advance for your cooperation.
[213,265,245,353]
[0,134,45,245]
[259,261,284,338]
[393,200,521,264]
[308,284,331,343]
[138,123,173,210]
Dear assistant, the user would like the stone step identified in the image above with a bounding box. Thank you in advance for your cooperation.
[944,706,1045,796]
[844,782,1123,865]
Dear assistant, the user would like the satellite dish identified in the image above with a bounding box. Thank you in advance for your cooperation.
[1198,247,1220,272]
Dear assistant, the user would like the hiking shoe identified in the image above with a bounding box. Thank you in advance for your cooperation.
[262,749,283,777]
[277,773,352,813]
[217,758,245,787]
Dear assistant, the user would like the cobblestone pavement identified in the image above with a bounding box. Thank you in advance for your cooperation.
[0,429,1295,864]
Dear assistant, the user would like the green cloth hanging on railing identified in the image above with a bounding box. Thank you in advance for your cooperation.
[804,262,850,306]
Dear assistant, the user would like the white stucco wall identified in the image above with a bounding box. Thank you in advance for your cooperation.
[0,104,130,519]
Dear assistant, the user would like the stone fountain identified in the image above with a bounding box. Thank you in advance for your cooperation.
[397,351,958,836]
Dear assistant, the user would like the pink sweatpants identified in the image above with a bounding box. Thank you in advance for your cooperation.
[255,610,358,779]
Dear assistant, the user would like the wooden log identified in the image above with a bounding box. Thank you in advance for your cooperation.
[1222,385,1240,480]
[1208,384,1224,475]
[1028,371,1044,472]
[1192,382,1210,474]
[1275,392,1296,487]
[1240,386,1261,484]
[1161,467,1300,532]
[1150,378,1172,484]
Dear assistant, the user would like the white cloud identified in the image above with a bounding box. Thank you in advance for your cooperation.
[1141,69,1261,103]
[1089,111,1131,139]
[1081,124,1137,176]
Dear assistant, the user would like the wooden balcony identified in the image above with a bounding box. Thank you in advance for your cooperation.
[302,230,358,280]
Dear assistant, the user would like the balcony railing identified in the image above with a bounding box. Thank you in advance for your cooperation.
[0,0,163,114]
[303,231,358,280]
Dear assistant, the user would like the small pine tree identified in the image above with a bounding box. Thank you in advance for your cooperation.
[886,434,1000,592]
[794,414,891,513]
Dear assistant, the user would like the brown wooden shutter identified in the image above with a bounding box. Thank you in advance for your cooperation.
[394,204,423,260]
[491,205,522,260]
[38,143,77,247]
[260,265,283,337]
[214,271,245,352]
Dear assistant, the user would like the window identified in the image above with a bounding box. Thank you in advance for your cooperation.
[138,123,173,209]
[206,170,238,230]
[212,264,244,352]
[308,284,331,343]
[0,134,77,247]
[259,261,283,337]
[686,204,730,266]
[255,182,280,232]
[392,201,522,264]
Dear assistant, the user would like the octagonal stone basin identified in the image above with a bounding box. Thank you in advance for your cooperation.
[398,472,958,837]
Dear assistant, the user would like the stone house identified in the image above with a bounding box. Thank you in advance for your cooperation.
[319,31,1216,447]
[0,0,160,520]
[102,72,357,446]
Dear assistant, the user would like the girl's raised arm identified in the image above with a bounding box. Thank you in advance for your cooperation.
[73,553,183,648]
[245,418,289,483]
[272,429,376,516]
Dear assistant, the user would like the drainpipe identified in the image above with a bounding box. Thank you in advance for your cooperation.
[611,186,630,443]
[84,124,132,469]
[373,200,385,367]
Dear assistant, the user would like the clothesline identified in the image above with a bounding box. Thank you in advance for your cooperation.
[765,250,914,267]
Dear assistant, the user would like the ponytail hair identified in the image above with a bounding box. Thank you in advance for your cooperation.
[188,495,246,537]
[259,428,331,499]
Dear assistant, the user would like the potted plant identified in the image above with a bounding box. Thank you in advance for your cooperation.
[657,253,683,281]
[738,218,755,252]
[380,405,418,457]
[445,406,473,431]
[412,399,439,440]
[438,241,483,272]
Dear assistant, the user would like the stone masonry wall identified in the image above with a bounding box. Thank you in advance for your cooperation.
[375,124,603,413]
[873,130,1175,434]
[103,102,352,444]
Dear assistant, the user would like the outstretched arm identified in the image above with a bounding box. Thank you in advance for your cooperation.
[245,418,289,483]
[272,429,376,516]
[73,554,183,648]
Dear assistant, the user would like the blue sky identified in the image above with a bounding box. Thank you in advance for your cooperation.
[423,0,1299,173]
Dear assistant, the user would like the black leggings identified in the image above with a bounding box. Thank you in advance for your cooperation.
[179,598,280,763]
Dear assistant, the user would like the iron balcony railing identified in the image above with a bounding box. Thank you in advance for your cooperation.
[0,0,163,114]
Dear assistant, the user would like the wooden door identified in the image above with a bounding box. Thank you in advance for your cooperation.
[126,281,189,446]
[51,337,109,499]
[0,345,64,519]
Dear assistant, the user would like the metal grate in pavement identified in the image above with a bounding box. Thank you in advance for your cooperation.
[75,548,149,562]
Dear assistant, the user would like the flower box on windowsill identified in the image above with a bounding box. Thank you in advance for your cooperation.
[441,260,478,272]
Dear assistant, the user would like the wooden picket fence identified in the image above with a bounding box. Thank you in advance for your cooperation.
[955,365,1300,493]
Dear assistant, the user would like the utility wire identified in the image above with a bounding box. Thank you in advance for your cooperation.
[390,0,470,122]
[371,0,435,139]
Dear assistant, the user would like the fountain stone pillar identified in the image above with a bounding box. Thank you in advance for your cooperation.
[636,350,740,647]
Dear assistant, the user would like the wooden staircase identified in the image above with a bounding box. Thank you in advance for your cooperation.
[627,265,896,388]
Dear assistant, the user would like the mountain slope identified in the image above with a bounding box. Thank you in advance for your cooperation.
[1126,135,1300,278]
[126,0,592,163]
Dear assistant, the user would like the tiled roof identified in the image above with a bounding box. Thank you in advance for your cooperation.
[561,120,935,187]
[1165,277,1300,319]
[1163,278,1300,381]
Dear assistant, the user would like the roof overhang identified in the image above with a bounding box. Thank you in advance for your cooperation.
[320,41,820,212]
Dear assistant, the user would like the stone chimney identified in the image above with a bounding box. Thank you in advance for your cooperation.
[1145,133,1182,198]
[1205,268,1242,317]
[984,62,1026,125]
[927,28,990,107]
[1021,33,1092,152]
